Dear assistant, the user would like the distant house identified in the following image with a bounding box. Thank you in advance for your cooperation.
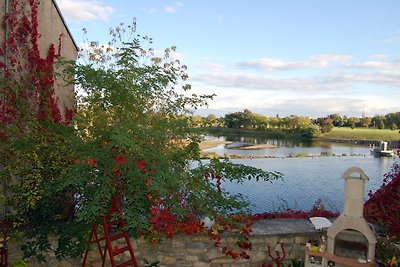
[0,0,78,119]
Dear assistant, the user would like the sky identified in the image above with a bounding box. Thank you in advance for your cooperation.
[56,0,400,119]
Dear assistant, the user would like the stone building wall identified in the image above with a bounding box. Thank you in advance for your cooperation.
[0,0,78,119]
[36,0,78,118]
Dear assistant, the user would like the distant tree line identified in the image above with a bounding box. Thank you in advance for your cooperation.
[190,110,400,138]
[325,112,400,130]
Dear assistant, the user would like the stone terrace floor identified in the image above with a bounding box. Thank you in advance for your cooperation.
[252,218,327,235]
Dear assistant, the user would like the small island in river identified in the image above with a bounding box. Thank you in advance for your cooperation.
[225,142,277,150]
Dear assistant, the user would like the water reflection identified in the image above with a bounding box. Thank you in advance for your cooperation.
[204,135,371,158]
[203,135,396,214]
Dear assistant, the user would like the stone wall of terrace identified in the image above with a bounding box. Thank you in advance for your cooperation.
[7,218,327,267]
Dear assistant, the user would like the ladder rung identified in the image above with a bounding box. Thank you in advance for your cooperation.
[109,232,127,242]
[113,245,129,256]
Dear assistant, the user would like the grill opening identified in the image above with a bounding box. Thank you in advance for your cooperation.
[334,229,368,260]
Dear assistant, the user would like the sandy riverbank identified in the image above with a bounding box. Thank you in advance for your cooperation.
[200,140,277,150]
[230,144,277,150]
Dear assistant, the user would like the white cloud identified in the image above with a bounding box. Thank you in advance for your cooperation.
[191,53,400,95]
[164,6,177,13]
[348,60,400,70]
[164,2,184,13]
[237,54,352,71]
[193,69,400,94]
[191,54,400,117]
[57,0,114,23]
[369,54,388,60]
[191,71,352,93]
[196,92,399,118]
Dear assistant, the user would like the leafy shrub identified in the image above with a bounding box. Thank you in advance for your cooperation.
[364,161,400,238]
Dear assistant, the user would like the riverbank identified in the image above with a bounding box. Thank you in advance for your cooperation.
[201,127,399,148]
[200,150,368,160]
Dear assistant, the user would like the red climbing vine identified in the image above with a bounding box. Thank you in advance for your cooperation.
[0,0,72,141]
[364,160,400,238]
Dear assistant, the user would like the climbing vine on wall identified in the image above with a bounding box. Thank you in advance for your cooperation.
[0,0,78,260]
[0,0,71,140]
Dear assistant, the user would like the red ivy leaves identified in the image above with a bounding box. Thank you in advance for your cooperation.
[364,161,400,237]
[149,200,202,238]
[203,171,222,193]
[0,0,72,139]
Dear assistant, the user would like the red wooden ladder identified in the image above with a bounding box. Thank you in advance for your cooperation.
[0,221,13,267]
[82,196,138,267]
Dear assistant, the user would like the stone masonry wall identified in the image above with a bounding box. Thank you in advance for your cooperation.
[7,219,325,267]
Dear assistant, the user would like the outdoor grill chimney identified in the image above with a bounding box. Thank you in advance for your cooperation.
[326,167,377,262]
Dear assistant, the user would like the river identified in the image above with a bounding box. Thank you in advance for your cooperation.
[203,135,397,214]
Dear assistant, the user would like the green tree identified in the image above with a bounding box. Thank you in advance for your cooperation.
[224,109,255,129]
[206,114,218,127]
[372,115,386,130]
[329,114,342,127]
[362,116,372,128]
[302,125,321,138]
[242,109,255,130]
[347,117,360,129]
[224,112,243,128]
[252,113,268,130]
[316,116,333,133]
[385,112,400,129]
[190,115,203,127]
[1,21,282,260]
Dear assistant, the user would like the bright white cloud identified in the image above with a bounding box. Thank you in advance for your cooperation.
[348,60,400,70]
[57,0,114,23]
[237,54,352,71]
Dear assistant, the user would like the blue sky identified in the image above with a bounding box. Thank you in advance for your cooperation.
[57,0,400,118]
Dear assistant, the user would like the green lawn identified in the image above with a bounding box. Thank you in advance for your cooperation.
[321,127,400,141]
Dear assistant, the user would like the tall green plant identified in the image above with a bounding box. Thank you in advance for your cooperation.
[2,18,282,260]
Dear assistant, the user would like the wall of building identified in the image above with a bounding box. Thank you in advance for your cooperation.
[0,0,77,119]
[37,0,77,118]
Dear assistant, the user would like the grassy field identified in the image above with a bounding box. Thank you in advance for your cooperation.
[321,127,400,141]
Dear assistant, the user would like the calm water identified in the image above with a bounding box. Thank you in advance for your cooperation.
[203,135,397,214]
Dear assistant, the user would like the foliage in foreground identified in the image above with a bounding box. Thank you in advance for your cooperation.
[0,15,283,261]
[364,160,400,238]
